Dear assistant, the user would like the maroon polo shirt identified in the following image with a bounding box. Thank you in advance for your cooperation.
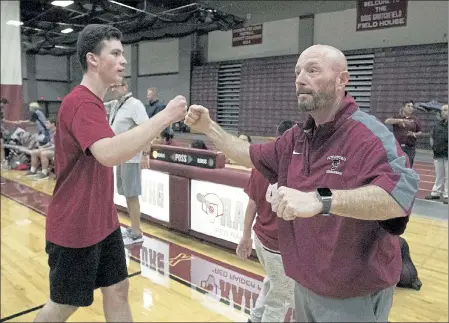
[249,93,419,299]
[392,114,422,148]
[244,168,279,251]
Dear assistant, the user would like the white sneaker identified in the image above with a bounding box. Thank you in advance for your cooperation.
[123,234,144,246]
[122,227,132,238]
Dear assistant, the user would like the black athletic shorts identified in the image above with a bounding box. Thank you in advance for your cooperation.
[46,227,128,307]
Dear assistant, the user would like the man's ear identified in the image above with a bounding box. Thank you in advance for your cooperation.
[336,70,349,91]
[86,52,98,68]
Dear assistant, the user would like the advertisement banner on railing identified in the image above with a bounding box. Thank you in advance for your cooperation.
[114,168,170,223]
[190,180,255,247]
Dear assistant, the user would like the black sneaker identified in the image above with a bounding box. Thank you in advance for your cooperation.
[425,194,441,200]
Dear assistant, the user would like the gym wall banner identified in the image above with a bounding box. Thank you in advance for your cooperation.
[126,232,171,289]
[114,168,170,223]
[356,0,408,31]
[190,180,255,248]
[232,24,263,47]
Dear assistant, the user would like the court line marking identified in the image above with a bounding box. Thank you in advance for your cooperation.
[0,270,142,322]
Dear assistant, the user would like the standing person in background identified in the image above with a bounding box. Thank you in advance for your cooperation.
[425,104,448,204]
[237,120,296,323]
[385,100,423,167]
[0,98,7,169]
[146,87,166,118]
[146,87,174,139]
[107,80,150,245]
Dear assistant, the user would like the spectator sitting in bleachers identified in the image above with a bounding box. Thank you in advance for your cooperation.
[25,117,56,179]
[3,102,51,146]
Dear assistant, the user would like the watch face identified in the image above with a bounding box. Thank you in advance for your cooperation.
[317,188,332,197]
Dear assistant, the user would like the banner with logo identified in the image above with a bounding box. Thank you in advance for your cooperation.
[189,256,295,322]
[356,0,408,31]
[114,168,170,223]
[125,228,171,288]
[190,180,255,248]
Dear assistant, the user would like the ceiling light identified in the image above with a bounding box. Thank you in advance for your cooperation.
[6,20,23,26]
[51,1,74,7]
[61,28,73,34]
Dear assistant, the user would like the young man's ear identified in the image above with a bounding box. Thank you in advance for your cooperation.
[86,52,98,68]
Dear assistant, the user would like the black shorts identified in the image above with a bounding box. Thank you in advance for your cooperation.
[46,228,128,307]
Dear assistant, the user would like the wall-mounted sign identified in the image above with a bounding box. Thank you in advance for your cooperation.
[232,24,263,47]
[356,0,408,31]
[151,147,217,169]
[190,180,255,248]
[114,168,170,223]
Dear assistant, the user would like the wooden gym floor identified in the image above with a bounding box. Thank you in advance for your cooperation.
[0,169,447,322]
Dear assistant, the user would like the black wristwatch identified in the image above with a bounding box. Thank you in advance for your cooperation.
[316,188,333,215]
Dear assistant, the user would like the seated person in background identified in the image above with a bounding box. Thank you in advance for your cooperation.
[190,139,208,150]
[25,118,56,178]
[3,102,51,146]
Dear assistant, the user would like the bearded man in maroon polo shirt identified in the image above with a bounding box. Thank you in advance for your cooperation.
[185,44,419,322]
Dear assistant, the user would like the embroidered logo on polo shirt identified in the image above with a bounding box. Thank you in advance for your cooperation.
[326,155,346,175]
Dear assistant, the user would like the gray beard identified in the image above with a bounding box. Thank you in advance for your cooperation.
[298,90,335,113]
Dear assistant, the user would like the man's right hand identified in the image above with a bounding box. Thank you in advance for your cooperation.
[184,105,212,134]
[236,236,253,260]
[164,95,187,123]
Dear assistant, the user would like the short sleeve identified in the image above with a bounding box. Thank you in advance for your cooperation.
[71,102,115,155]
[249,127,294,184]
[415,118,423,132]
[30,111,38,122]
[244,169,258,201]
[131,100,149,126]
[357,138,419,214]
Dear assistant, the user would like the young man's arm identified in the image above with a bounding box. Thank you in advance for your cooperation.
[236,199,257,260]
[75,96,186,167]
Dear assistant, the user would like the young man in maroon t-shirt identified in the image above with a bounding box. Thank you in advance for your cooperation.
[237,120,295,323]
[185,45,419,322]
[34,25,187,322]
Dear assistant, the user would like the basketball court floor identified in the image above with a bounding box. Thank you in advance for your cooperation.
[1,169,447,322]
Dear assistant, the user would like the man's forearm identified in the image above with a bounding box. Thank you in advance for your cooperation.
[242,200,257,238]
[330,185,407,220]
[91,112,172,166]
[206,120,253,168]
[384,118,402,125]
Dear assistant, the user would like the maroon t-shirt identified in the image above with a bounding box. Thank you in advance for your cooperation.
[392,114,422,147]
[249,93,419,299]
[244,168,279,251]
[46,85,119,248]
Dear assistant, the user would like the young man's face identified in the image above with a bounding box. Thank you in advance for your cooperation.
[94,39,127,86]
[46,120,56,131]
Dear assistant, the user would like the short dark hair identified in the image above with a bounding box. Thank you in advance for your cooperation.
[191,139,207,150]
[77,24,122,73]
[238,133,252,143]
[403,100,414,106]
[277,120,296,136]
